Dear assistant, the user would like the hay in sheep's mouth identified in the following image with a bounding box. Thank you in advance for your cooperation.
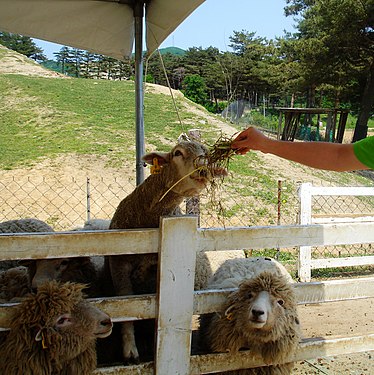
[159,133,236,205]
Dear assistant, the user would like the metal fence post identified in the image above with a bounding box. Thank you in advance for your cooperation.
[86,177,91,223]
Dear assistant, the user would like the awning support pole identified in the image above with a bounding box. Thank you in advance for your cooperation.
[134,1,145,185]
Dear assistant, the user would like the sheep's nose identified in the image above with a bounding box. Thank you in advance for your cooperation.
[252,309,265,318]
[100,318,113,329]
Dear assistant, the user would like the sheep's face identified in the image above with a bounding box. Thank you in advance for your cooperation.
[143,140,227,197]
[233,288,283,330]
[225,272,297,339]
[17,282,113,359]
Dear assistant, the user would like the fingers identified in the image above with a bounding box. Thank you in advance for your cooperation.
[234,147,250,155]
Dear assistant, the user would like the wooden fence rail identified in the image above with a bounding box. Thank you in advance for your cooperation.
[298,183,374,281]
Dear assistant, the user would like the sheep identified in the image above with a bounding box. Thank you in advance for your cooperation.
[0,266,30,303]
[207,257,294,290]
[199,259,300,375]
[194,250,246,290]
[21,219,111,297]
[71,218,111,231]
[0,218,54,234]
[25,257,101,297]
[0,218,55,271]
[0,280,113,375]
[108,136,227,363]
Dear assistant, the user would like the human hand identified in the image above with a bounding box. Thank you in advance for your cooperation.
[231,127,264,155]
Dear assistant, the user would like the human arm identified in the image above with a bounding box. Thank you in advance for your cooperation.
[230,127,370,172]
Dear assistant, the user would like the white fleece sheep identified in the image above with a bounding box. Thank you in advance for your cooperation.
[200,259,300,375]
[0,218,54,234]
[72,219,111,231]
[194,250,246,290]
[207,257,294,290]
[0,218,55,272]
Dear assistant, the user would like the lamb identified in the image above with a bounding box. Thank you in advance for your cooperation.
[199,258,300,375]
[0,280,113,375]
[0,218,55,271]
[108,136,227,363]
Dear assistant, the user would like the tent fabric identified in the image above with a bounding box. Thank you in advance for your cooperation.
[146,0,205,57]
[0,0,205,60]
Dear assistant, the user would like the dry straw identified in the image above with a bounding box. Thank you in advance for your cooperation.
[158,133,237,206]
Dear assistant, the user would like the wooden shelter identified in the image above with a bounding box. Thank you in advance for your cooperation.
[277,108,349,143]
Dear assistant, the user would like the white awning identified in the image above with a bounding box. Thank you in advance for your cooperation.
[0,0,205,60]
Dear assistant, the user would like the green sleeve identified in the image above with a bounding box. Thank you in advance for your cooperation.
[353,136,374,169]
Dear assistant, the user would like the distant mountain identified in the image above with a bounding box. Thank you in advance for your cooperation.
[158,47,185,56]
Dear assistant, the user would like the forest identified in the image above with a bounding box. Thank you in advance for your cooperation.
[1,0,373,140]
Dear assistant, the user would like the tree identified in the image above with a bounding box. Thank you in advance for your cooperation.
[0,32,46,62]
[182,74,208,106]
[285,0,374,140]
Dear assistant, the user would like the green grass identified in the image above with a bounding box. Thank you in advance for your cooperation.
[0,74,221,169]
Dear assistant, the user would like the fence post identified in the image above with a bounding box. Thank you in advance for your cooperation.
[155,216,198,375]
[298,183,313,282]
[86,177,91,222]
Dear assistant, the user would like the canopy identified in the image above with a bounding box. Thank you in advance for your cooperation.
[0,0,205,183]
[0,0,205,59]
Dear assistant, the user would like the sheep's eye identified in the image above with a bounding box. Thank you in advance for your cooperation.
[55,314,73,328]
[57,317,68,325]
[277,299,284,306]
[247,292,253,300]
[174,150,183,157]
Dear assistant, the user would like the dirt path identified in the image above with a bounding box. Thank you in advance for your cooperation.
[293,298,374,374]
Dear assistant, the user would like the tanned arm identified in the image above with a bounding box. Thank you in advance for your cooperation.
[231,127,369,172]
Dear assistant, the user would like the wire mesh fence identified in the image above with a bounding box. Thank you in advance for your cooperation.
[309,193,374,278]
[0,174,373,279]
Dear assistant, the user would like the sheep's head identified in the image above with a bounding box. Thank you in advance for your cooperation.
[11,281,112,360]
[143,138,227,198]
[22,257,94,291]
[224,272,299,343]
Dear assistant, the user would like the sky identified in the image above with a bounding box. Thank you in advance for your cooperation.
[34,0,297,60]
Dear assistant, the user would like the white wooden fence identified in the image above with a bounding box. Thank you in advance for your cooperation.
[298,183,374,282]
[1,216,374,374]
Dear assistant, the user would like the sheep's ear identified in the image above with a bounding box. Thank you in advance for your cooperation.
[142,152,170,166]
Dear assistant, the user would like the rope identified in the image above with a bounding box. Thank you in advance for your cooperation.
[156,49,184,130]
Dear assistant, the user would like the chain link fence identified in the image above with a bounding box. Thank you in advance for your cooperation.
[309,192,374,278]
[0,174,373,279]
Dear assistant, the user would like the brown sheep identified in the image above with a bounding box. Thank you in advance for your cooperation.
[0,280,113,375]
[108,137,227,363]
[25,257,101,297]
[199,271,301,375]
[0,266,31,302]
